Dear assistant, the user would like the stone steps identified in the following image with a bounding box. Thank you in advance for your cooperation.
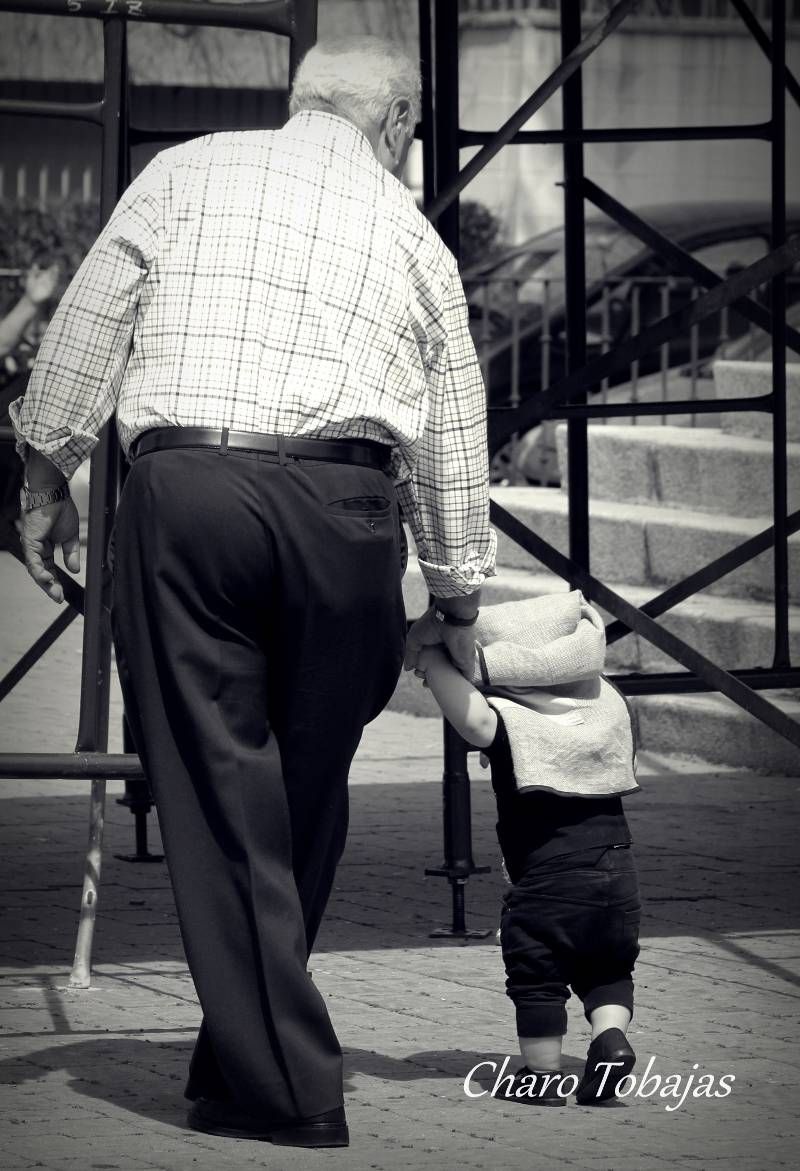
[491,485,800,603]
[392,357,800,773]
[555,424,800,518]
[633,692,800,776]
[713,359,800,442]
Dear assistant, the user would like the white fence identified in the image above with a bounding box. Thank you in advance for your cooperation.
[0,163,96,207]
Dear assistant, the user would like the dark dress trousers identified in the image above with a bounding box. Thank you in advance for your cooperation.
[110,444,406,1120]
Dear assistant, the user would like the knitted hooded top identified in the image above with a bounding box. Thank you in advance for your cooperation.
[468,591,639,798]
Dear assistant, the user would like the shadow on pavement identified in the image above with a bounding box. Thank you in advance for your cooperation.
[2,773,798,968]
[0,1034,593,1129]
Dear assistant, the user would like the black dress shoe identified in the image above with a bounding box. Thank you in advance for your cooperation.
[187,1097,349,1147]
[575,1028,636,1105]
[495,1067,568,1107]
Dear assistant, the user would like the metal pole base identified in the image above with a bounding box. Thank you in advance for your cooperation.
[429,925,493,940]
[115,779,163,862]
[114,803,164,864]
[426,872,493,940]
[114,853,164,863]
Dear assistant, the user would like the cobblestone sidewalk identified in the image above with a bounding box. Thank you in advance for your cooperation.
[2,555,800,1170]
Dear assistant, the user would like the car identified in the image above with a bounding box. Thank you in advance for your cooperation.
[463,201,800,483]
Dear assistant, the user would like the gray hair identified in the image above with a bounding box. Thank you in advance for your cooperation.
[289,36,422,134]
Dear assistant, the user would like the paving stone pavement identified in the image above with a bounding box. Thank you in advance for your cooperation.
[2,554,800,1169]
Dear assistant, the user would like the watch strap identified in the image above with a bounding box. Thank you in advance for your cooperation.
[21,482,70,512]
[433,605,479,628]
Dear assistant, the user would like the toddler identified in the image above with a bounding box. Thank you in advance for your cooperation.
[416,591,641,1107]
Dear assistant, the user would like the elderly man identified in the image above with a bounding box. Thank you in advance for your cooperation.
[12,37,495,1147]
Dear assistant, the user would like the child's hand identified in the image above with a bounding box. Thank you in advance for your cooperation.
[417,641,479,680]
[414,644,446,686]
[416,644,446,671]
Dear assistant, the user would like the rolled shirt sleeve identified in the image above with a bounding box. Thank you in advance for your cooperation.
[10,158,166,480]
[398,269,496,598]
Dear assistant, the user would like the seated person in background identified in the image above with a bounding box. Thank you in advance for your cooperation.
[0,261,61,527]
[415,592,641,1107]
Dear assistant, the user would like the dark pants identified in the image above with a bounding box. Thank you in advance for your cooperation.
[110,447,406,1120]
[0,439,22,526]
[500,845,641,1038]
[1,384,24,526]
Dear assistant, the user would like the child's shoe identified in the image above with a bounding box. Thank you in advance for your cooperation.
[575,1028,636,1105]
[496,1066,568,1107]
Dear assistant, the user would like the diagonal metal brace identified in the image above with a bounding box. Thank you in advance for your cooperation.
[424,0,639,222]
[492,235,800,448]
[582,179,800,359]
[729,0,800,109]
[1,516,85,613]
[489,499,800,752]
[0,607,79,704]
[606,510,800,644]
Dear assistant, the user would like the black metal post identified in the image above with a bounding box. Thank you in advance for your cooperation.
[70,17,128,986]
[418,0,489,938]
[75,17,126,758]
[431,0,460,258]
[113,59,163,862]
[560,0,589,575]
[114,716,163,863]
[418,0,435,208]
[771,0,790,670]
[426,723,491,940]
[289,0,317,83]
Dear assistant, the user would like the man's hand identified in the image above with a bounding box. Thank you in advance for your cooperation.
[20,497,81,603]
[404,607,477,676]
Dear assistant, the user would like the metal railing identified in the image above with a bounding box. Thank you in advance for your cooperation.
[465,270,800,454]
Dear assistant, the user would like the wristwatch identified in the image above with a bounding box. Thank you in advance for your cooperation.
[432,604,479,628]
[20,482,70,512]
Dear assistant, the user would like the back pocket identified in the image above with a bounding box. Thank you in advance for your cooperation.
[325,495,392,517]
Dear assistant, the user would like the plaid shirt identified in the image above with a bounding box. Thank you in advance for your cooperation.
[11,111,495,597]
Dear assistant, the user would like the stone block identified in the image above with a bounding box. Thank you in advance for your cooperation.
[633,691,800,774]
[556,423,800,517]
[713,360,800,442]
[644,509,800,602]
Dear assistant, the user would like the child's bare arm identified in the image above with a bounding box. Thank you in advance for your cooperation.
[417,645,498,748]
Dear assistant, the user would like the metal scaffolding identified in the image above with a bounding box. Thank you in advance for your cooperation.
[419,0,799,933]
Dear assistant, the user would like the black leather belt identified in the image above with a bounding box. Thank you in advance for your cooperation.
[129,427,391,472]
